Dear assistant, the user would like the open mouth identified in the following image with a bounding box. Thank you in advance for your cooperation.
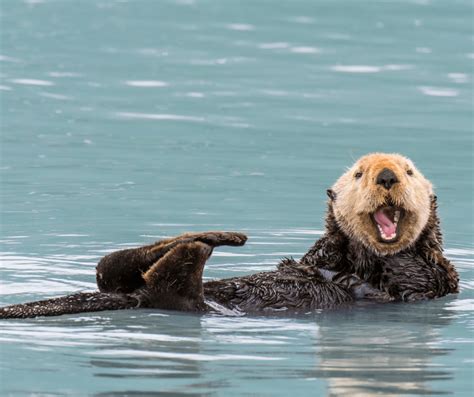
[370,206,404,243]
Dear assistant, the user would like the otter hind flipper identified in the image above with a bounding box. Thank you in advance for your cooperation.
[97,231,247,294]
[0,292,139,319]
[148,231,247,252]
[190,231,247,247]
[141,242,212,312]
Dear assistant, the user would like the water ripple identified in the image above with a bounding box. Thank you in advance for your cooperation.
[225,23,255,31]
[9,78,55,86]
[418,86,460,97]
[258,42,290,50]
[48,71,82,78]
[331,64,413,73]
[290,46,321,54]
[91,349,282,361]
[39,92,73,100]
[448,73,469,83]
[124,80,169,87]
[114,112,205,122]
[445,299,474,312]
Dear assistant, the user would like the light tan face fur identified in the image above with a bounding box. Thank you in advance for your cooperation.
[330,153,433,256]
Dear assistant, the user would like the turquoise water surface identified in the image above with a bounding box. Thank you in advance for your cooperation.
[1,0,473,396]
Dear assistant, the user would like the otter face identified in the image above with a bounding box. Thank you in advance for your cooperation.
[329,153,433,256]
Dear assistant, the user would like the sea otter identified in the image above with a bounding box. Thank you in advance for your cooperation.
[0,153,459,319]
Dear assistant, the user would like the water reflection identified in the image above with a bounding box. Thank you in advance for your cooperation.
[28,300,456,396]
[313,300,456,396]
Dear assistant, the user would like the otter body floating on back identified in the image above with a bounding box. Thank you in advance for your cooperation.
[0,153,459,319]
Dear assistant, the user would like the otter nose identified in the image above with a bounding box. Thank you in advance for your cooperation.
[376,168,399,190]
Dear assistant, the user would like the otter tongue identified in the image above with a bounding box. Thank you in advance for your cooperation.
[374,209,396,237]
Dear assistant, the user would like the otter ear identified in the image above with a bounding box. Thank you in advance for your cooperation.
[327,189,337,201]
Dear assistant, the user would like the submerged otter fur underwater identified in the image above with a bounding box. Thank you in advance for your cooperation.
[0,153,459,319]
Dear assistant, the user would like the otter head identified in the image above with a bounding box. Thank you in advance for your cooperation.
[328,153,434,256]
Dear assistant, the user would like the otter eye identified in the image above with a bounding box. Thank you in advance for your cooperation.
[407,169,413,176]
[355,172,363,179]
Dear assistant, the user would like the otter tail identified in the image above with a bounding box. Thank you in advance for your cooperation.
[0,292,139,319]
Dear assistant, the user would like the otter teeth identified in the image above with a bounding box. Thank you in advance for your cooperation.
[376,223,398,240]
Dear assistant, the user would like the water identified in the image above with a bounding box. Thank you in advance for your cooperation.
[0,0,472,395]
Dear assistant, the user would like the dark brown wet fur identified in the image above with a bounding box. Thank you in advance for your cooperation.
[203,259,356,313]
